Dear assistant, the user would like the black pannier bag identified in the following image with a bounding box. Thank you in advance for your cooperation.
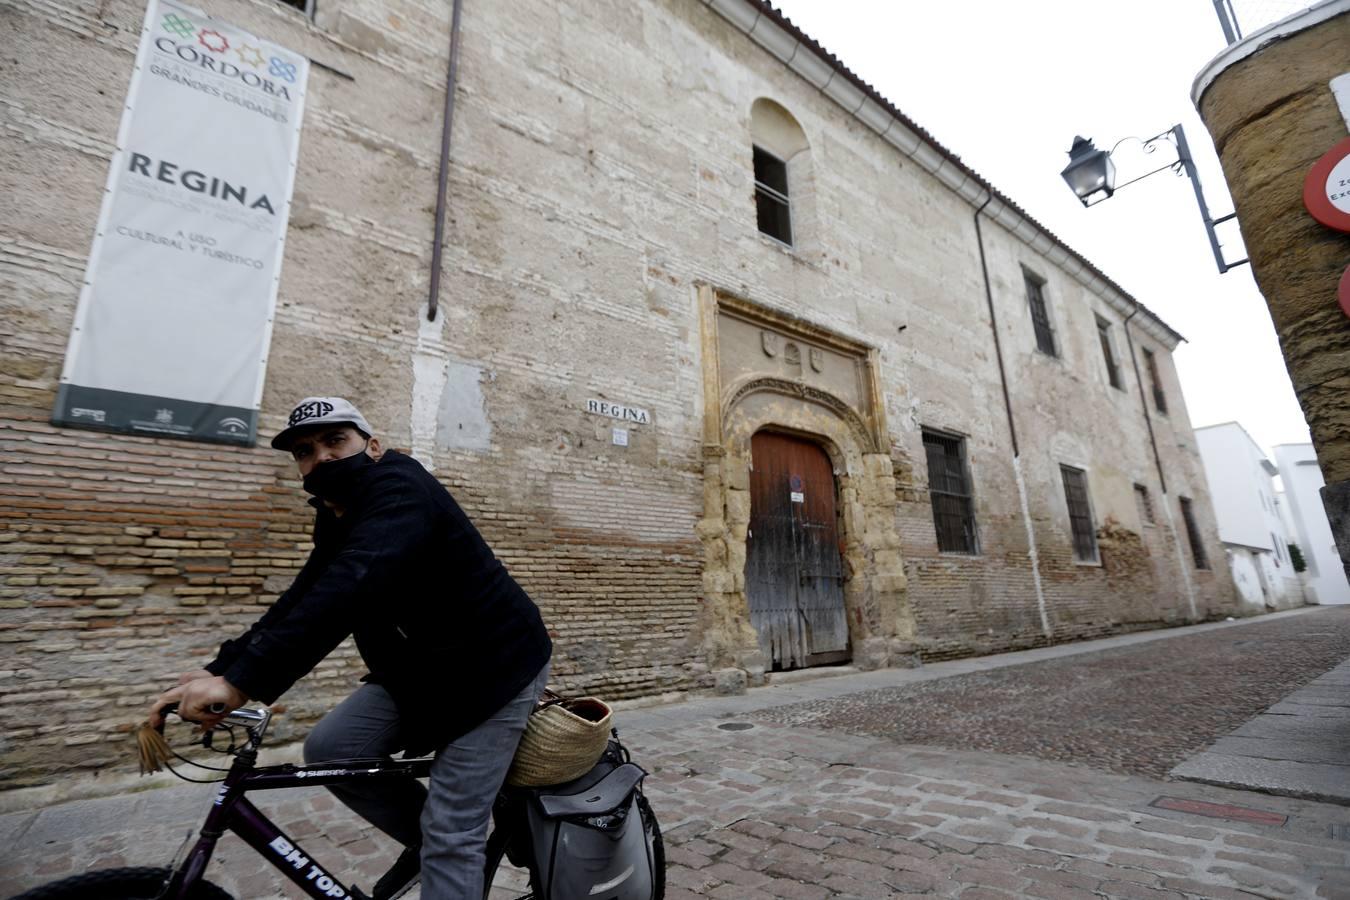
[518,738,663,900]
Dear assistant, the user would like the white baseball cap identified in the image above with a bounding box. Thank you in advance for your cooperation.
[271,397,373,450]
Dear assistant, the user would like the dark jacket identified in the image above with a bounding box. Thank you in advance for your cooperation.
[206,450,551,755]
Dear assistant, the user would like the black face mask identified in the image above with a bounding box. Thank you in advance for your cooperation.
[302,445,375,507]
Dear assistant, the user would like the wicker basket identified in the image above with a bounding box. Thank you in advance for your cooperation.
[506,693,612,787]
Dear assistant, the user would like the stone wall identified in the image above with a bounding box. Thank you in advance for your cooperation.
[1,0,1234,787]
[1194,8,1350,570]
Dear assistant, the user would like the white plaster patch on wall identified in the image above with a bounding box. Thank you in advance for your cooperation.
[436,360,493,452]
[410,302,450,468]
[1013,454,1051,637]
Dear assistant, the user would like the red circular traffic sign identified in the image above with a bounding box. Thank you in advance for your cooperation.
[1303,136,1350,232]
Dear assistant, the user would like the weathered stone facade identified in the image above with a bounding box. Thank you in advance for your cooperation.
[1,0,1235,787]
[1193,3,1350,576]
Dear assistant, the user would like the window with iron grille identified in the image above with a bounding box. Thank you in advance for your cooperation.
[1143,348,1168,414]
[1133,483,1154,525]
[923,430,978,554]
[1060,465,1098,562]
[1025,272,1057,356]
[1096,316,1123,389]
[1179,496,1209,569]
[753,146,792,246]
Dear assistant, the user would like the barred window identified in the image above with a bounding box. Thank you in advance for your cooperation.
[1060,465,1098,562]
[1096,316,1123,389]
[1180,497,1210,570]
[1143,348,1168,415]
[1133,483,1154,525]
[753,146,792,246]
[1025,272,1057,356]
[923,430,978,554]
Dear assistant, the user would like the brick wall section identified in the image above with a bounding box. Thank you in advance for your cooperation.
[1,0,1234,787]
[0,400,337,784]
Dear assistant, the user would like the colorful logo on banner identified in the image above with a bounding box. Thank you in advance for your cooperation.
[157,10,299,87]
[161,12,194,37]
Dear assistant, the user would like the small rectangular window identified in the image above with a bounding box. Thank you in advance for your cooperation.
[1143,348,1168,415]
[1179,496,1210,570]
[753,146,792,246]
[922,430,978,554]
[1025,272,1057,357]
[1096,316,1123,389]
[1133,483,1154,525]
[1060,465,1098,562]
[1271,532,1282,566]
[277,0,314,15]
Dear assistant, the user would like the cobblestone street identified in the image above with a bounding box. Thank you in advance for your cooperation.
[637,723,1349,900]
[3,609,1349,899]
[752,607,1350,779]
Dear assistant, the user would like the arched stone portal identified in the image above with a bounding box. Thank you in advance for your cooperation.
[696,287,916,693]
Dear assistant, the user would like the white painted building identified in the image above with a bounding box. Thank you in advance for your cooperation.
[1195,423,1303,611]
[1272,444,1350,605]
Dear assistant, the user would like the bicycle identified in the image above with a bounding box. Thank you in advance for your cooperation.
[11,705,664,900]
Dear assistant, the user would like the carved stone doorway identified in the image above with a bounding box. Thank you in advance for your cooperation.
[695,286,917,691]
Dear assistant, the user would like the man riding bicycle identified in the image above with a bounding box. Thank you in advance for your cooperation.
[150,397,552,900]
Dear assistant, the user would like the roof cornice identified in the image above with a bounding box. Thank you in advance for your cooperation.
[1192,0,1349,106]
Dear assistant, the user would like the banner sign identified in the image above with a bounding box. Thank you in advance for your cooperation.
[52,0,308,445]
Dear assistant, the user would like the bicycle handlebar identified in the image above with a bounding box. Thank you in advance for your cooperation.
[161,701,271,728]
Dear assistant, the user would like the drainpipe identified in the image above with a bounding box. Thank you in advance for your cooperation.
[974,196,1017,455]
[1122,306,1199,619]
[974,194,1051,640]
[1122,306,1166,494]
[427,0,465,322]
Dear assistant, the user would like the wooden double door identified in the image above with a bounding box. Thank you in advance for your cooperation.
[745,431,849,670]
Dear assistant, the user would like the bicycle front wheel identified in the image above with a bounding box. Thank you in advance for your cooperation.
[9,866,233,900]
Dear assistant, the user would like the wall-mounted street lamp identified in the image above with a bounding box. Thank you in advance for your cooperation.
[1060,124,1248,274]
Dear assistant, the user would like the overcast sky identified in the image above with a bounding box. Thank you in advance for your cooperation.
[767,0,1316,457]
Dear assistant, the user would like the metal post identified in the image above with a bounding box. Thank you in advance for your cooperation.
[1211,0,1242,44]
[1170,124,1246,274]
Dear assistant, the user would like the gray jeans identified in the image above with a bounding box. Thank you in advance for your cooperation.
[304,665,549,898]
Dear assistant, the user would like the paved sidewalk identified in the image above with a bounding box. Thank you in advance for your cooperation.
[3,608,1349,899]
[1172,657,1350,805]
